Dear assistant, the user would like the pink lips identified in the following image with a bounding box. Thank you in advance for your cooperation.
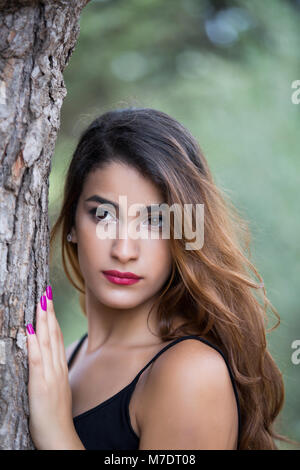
[102,270,142,285]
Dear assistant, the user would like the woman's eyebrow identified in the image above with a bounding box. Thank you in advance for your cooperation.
[85,195,164,211]
[85,195,119,209]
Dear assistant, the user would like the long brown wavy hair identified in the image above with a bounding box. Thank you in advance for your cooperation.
[50,107,298,450]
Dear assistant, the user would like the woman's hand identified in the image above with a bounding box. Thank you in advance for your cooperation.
[26,285,84,450]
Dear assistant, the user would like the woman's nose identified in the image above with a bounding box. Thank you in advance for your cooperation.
[110,234,139,263]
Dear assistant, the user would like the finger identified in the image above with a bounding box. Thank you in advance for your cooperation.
[36,292,54,379]
[45,285,67,373]
[26,323,44,384]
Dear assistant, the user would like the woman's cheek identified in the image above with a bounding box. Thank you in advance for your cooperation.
[144,238,172,285]
[76,236,104,284]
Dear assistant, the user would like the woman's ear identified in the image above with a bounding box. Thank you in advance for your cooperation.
[70,226,78,244]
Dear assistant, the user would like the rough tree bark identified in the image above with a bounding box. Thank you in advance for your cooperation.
[0,0,89,450]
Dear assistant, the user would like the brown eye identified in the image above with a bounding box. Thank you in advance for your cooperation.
[89,208,110,222]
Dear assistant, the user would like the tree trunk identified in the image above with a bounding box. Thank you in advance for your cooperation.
[0,0,89,450]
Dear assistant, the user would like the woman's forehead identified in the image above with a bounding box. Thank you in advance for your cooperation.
[81,163,164,205]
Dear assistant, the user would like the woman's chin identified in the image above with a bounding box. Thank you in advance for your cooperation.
[98,294,144,310]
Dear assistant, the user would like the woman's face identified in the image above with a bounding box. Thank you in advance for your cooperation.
[71,161,173,310]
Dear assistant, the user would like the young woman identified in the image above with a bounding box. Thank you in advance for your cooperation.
[26,107,294,450]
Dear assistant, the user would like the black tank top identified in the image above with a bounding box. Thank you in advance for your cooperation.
[68,333,242,450]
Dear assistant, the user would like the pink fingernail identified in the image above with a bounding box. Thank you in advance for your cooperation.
[46,285,53,300]
[40,295,47,311]
[26,324,35,335]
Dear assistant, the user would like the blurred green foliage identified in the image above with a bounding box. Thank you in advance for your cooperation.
[49,0,300,447]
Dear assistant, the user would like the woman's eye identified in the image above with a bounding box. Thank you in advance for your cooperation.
[148,214,163,228]
[89,207,113,222]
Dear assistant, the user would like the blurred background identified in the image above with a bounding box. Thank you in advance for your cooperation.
[48,0,300,448]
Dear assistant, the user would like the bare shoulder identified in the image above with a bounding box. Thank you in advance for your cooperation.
[137,338,239,450]
[65,338,81,363]
[141,338,233,397]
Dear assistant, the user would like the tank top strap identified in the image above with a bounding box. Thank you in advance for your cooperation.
[67,332,88,369]
[133,334,231,380]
